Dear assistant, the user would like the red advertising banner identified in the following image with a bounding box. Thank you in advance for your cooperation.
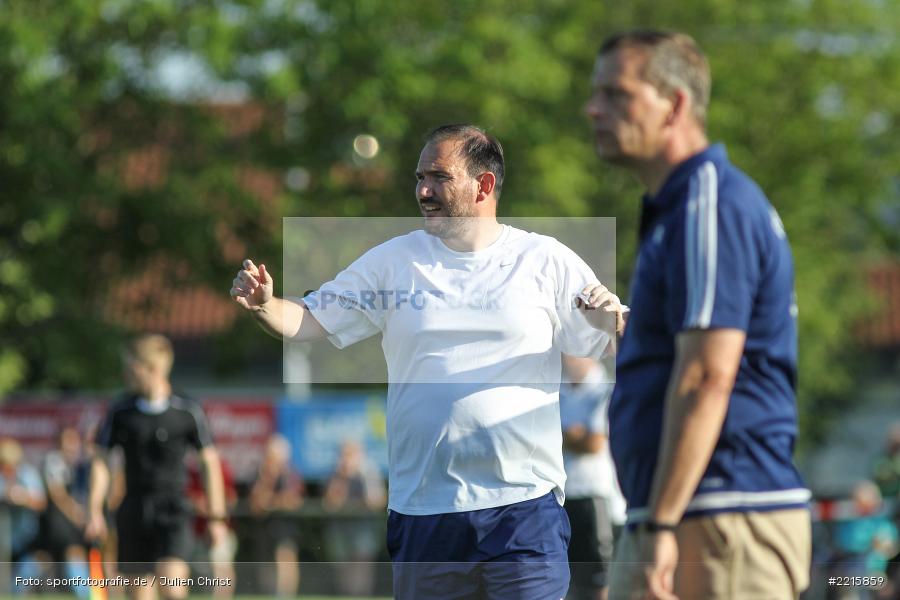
[0,397,274,482]
[0,400,109,468]
[201,397,275,482]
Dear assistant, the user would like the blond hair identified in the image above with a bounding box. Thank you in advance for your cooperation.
[124,333,174,375]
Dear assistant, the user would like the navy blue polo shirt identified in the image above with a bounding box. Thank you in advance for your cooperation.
[609,144,809,522]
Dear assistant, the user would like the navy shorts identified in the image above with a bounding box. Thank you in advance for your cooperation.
[116,494,193,574]
[387,491,571,600]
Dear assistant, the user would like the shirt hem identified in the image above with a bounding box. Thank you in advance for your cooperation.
[388,484,556,516]
[626,487,811,524]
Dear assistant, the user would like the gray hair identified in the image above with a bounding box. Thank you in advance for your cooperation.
[600,30,711,128]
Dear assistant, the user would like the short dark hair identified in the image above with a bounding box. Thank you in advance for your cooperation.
[424,124,505,198]
[599,30,710,127]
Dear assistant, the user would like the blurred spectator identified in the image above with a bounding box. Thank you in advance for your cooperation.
[323,440,386,596]
[187,457,239,599]
[40,426,91,599]
[248,434,305,597]
[837,481,898,572]
[0,437,47,593]
[873,423,900,506]
[827,481,898,600]
[560,356,626,600]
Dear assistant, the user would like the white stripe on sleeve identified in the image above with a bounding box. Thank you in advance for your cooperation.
[684,162,718,328]
[685,175,699,324]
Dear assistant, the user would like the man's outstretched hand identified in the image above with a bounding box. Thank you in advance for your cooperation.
[231,259,274,311]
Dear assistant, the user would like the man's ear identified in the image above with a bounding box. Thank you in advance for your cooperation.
[476,172,496,202]
[666,88,690,126]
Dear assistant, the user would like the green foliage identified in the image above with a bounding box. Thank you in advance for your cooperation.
[1,0,898,447]
[0,0,281,392]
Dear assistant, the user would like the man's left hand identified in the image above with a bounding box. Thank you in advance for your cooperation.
[641,531,679,600]
[577,283,627,335]
[208,520,230,549]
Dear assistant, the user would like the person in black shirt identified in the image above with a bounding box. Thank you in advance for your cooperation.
[86,333,227,600]
[40,426,92,598]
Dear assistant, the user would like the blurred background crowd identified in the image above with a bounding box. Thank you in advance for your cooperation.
[1,418,390,597]
[1,397,899,597]
[2,0,900,598]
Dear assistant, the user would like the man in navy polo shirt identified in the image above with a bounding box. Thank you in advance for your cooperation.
[586,31,811,599]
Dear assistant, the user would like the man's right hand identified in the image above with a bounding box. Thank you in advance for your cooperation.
[85,511,108,542]
[231,259,274,311]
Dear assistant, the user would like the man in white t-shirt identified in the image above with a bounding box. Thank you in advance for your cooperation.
[230,124,626,600]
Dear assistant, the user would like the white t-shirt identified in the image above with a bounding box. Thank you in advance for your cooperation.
[560,366,627,524]
[304,225,610,514]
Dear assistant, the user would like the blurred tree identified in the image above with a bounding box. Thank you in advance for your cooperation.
[0,0,284,392]
[1,0,897,447]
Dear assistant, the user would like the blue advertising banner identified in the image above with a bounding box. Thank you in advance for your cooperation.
[276,393,388,481]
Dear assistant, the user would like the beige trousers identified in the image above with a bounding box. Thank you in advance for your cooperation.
[608,509,811,600]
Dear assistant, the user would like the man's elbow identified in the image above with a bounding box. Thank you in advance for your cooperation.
[697,367,738,398]
[678,360,737,402]
[676,372,735,420]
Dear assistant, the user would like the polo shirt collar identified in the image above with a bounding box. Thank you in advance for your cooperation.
[642,143,728,208]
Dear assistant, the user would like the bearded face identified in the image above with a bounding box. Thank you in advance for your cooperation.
[415,140,480,240]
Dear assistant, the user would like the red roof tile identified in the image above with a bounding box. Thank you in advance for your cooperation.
[99,102,282,338]
[105,258,238,338]
[863,263,900,348]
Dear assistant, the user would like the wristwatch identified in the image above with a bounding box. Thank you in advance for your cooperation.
[640,520,679,533]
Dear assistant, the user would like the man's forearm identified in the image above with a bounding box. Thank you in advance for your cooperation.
[88,457,110,516]
[251,296,307,339]
[648,385,729,524]
[648,329,744,524]
[202,450,227,518]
